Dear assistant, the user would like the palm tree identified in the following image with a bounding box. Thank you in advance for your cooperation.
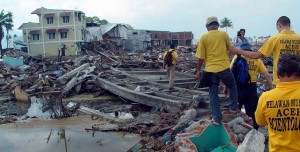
[5,23,13,49]
[220,17,233,32]
[0,9,13,57]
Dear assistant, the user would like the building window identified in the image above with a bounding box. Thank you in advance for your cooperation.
[78,13,81,22]
[47,17,54,24]
[48,33,55,40]
[32,34,40,40]
[62,16,69,23]
[61,32,68,39]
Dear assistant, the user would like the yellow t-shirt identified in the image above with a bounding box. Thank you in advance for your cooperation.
[195,30,231,72]
[258,29,300,85]
[255,81,300,152]
[163,49,178,65]
[230,55,267,82]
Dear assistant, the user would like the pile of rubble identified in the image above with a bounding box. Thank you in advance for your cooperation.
[0,47,269,152]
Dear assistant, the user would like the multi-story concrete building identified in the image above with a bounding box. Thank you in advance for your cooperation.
[18,7,85,56]
[150,31,193,47]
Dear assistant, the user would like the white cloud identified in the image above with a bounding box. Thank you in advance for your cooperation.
[1,0,300,41]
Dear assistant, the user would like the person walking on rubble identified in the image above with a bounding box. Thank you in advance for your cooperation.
[228,42,272,129]
[195,16,238,125]
[255,53,300,152]
[163,44,178,90]
[229,16,300,86]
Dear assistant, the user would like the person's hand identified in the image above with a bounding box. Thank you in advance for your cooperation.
[223,86,228,97]
[229,46,239,55]
[196,70,202,79]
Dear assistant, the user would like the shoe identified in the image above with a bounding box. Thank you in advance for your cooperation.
[222,109,241,122]
[211,118,221,126]
[222,109,240,114]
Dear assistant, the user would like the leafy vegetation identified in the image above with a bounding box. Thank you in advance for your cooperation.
[220,17,233,32]
[85,16,108,25]
[0,9,13,57]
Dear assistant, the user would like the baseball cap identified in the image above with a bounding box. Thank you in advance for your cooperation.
[206,16,218,25]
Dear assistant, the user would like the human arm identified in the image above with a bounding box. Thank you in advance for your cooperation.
[223,86,228,97]
[262,71,273,90]
[174,51,179,65]
[229,46,265,59]
[255,96,268,127]
[258,59,273,90]
[235,36,241,47]
[162,52,166,69]
[196,59,205,79]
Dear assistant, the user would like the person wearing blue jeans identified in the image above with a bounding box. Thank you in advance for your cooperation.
[195,16,238,125]
[209,69,238,124]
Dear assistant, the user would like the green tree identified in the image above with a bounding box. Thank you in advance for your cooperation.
[85,16,108,25]
[0,9,13,57]
[220,17,233,32]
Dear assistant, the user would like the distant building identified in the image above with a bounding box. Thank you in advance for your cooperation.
[18,7,86,56]
[86,23,128,46]
[150,31,193,47]
[125,29,151,51]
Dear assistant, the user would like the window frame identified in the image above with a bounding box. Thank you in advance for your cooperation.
[32,34,40,40]
[47,17,54,24]
[62,16,70,23]
[48,33,56,40]
[60,32,68,39]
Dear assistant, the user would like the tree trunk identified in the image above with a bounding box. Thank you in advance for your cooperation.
[0,26,3,58]
[6,29,9,49]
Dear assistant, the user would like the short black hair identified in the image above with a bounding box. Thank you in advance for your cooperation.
[169,44,175,49]
[239,29,245,32]
[278,53,300,77]
[277,16,290,27]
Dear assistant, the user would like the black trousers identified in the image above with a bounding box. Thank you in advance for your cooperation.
[237,82,259,129]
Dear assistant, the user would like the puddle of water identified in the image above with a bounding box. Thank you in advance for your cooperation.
[0,125,140,152]
[0,97,142,151]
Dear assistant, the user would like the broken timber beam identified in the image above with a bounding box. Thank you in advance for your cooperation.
[57,63,90,84]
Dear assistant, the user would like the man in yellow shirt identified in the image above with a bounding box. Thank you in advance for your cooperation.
[229,16,300,85]
[196,16,238,125]
[255,54,300,152]
[163,44,178,90]
[230,42,272,129]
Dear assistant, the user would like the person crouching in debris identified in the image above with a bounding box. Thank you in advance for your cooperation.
[163,44,178,90]
[195,16,238,125]
[255,54,300,152]
[228,42,272,129]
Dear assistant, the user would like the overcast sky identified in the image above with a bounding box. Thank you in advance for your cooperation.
[1,0,300,43]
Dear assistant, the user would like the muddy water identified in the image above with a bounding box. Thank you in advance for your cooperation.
[0,115,140,152]
[0,95,141,152]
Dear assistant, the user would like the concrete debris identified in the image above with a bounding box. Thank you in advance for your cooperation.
[237,129,265,152]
